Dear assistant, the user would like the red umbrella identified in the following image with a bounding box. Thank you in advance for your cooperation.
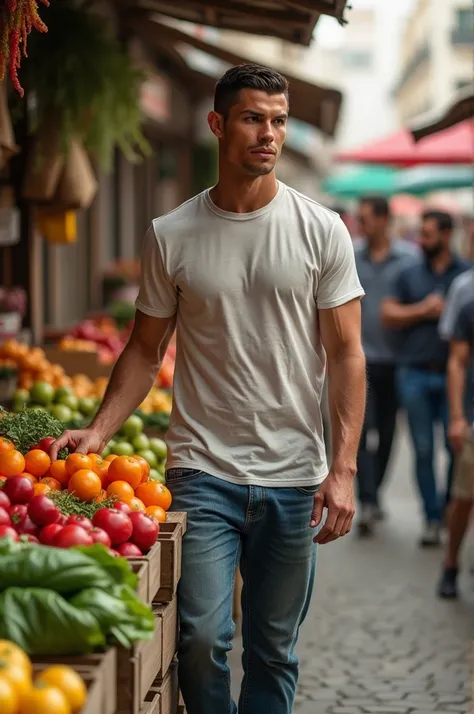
[336,119,474,166]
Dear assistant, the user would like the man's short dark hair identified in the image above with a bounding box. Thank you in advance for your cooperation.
[214,64,289,117]
[422,210,454,232]
[359,195,390,218]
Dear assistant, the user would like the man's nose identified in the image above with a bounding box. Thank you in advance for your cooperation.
[258,122,275,143]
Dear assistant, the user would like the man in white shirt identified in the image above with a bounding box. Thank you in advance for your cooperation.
[51,64,366,714]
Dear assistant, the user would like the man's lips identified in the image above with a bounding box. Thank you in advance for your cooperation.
[250,148,276,156]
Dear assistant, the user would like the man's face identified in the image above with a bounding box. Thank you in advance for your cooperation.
[357,202,386,241]
[419,217,448,258]
[209,88,288,176]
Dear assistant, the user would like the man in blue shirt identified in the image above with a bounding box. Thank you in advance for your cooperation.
[381,211,470,547]
[354,196,418,535]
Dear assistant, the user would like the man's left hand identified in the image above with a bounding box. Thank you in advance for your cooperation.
[310,470,355,544]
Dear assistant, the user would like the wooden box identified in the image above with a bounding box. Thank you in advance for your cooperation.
[156,521,182,603]
[116,599,178,714]
[130,541,162,604]
[166,511,187,534]
[141,663,179,714]
[32,648,117,714]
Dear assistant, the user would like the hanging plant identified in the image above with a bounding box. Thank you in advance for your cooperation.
[0,0,49,96]
[21,0,150,170]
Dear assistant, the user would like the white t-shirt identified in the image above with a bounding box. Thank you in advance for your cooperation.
[136,182,364,487]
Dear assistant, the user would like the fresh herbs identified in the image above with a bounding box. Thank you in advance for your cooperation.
[0,407,67,456]
[49,490,117,520]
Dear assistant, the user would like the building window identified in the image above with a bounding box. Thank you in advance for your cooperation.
[341,50,372,68]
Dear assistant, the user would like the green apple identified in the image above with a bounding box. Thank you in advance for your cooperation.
[136,449,158,468]
[149,468,166,484]
[30,381,55,406]
[148,438,167,461]
[57,393,79,411]
[113,441,135,456]
[132,434,150,451]
[120,415,144,440]
[49,404,73,422]
[54,386,74,401]
[78,397,96,417]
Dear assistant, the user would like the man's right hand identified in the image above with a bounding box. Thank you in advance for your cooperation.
[421,293,445,319]
[448,417,468,453]
[49,428,106,461]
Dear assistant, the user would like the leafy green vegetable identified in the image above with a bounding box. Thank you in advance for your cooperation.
[74,544,137,590]
[0,408,68,456]
[49,490,117,519]
[0,587,105,655]
[70,585,154,648]
[0,544,120,594]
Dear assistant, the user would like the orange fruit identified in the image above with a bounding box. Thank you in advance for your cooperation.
[48,460,69,486]
[0,437,14,453]
[65,453,93,477]
[135,481,172,511]
[107,456,142,490]
[24,449,51,478]
[33,482,52,496]
[132,455,151,482]
[123,496,146,512]
[145,505,166,522]
[88,454,110,486]
[19,472,37,484]
[68,469,102,502]
[94,489,107,504]
[39,476,62,491]
[0,449,25,478]
[104,454,118,463]
[106,480,134,500]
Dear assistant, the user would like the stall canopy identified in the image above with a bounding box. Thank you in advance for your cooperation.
[131,16,344,136]
[321,165,397,198]
[395,165,474,195]
[118,1,349,46]
[410,87,474,142]
[336,119,474,166]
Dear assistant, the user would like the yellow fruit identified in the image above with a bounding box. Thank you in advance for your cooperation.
[19,683,72,714]
[0,676,18,714]
[36,666,87,713]
[0,640,32,676]
[0,662,31,699]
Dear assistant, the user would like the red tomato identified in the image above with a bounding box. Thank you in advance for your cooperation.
[90,527,112,547]
[116,542,143,557]
[129,511,159,552]
[9,503,27,526]
[0,490,11,510]
[17,514,38,536]
[39,523,64,545]
[0,506,12,527]
[112,501,131,515]
[54,525,93,548]
[39,437,56,452]
[0,525,19,540]
[66,515,93,532]
[3,476,34,504]
[28,495,61,527]
[92,508,133,546]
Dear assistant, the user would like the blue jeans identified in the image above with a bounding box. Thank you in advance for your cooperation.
[167,468,318,714]
[396,367,453,522]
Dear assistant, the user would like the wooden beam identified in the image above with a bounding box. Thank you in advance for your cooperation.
[137,0,310,24]
[284,0,347,20]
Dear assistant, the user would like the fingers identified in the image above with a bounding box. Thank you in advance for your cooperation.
[49,432,70,461]
[313,500,355,545]
[310,491,325,528]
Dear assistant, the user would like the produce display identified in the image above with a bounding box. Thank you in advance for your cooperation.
[0,639,88,714]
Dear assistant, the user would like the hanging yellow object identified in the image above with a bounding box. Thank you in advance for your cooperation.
[37,209,77,244]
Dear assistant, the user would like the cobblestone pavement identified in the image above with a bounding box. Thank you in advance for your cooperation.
[228,424,474,713]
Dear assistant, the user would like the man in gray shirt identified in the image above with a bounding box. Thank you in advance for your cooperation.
[355,196,418,535]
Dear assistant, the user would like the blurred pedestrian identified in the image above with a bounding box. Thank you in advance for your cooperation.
[381,211,470,547]
[438,271,474,598]
[354,196,419,535]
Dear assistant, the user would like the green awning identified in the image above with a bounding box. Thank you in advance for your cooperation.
[395,165,473,195]
[321,166,398,199]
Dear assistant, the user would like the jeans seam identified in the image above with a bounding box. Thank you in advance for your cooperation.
[249,487,266,522]
[243,486,253,534]
[239,554,252,714]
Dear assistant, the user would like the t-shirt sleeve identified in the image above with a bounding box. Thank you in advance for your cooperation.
[316,217,365,309]
[135,224,178,318]
[439,281,465,340]
[451,303,474,343]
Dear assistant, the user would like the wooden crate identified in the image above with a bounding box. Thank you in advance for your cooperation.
[166,511,187,534]
[130,541,162,605]
[32,648,116,714]
[156,521,182,603]
[140,663,179,714]
[116,599,178,714]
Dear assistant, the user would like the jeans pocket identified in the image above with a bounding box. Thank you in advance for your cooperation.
[166,468,204,484]
[295,484,320,495]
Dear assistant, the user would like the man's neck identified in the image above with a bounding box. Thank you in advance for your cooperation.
[209,170,279,213]
[367,234,391,262]
[429,249,453,275]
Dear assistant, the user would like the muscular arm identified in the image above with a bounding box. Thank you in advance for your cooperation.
[320,298,366,476]
[311,298,366,544]
[447,341,468,422]
[50,310,176,458]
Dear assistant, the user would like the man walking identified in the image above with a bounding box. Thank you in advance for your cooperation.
[354,196,418,535]
[382,211,470,547]
[51,65,366,714]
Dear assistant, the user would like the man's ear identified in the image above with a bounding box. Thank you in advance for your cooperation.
[208,111,225,139]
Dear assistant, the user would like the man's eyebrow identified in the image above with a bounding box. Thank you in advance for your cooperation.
[239,109,288,119]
